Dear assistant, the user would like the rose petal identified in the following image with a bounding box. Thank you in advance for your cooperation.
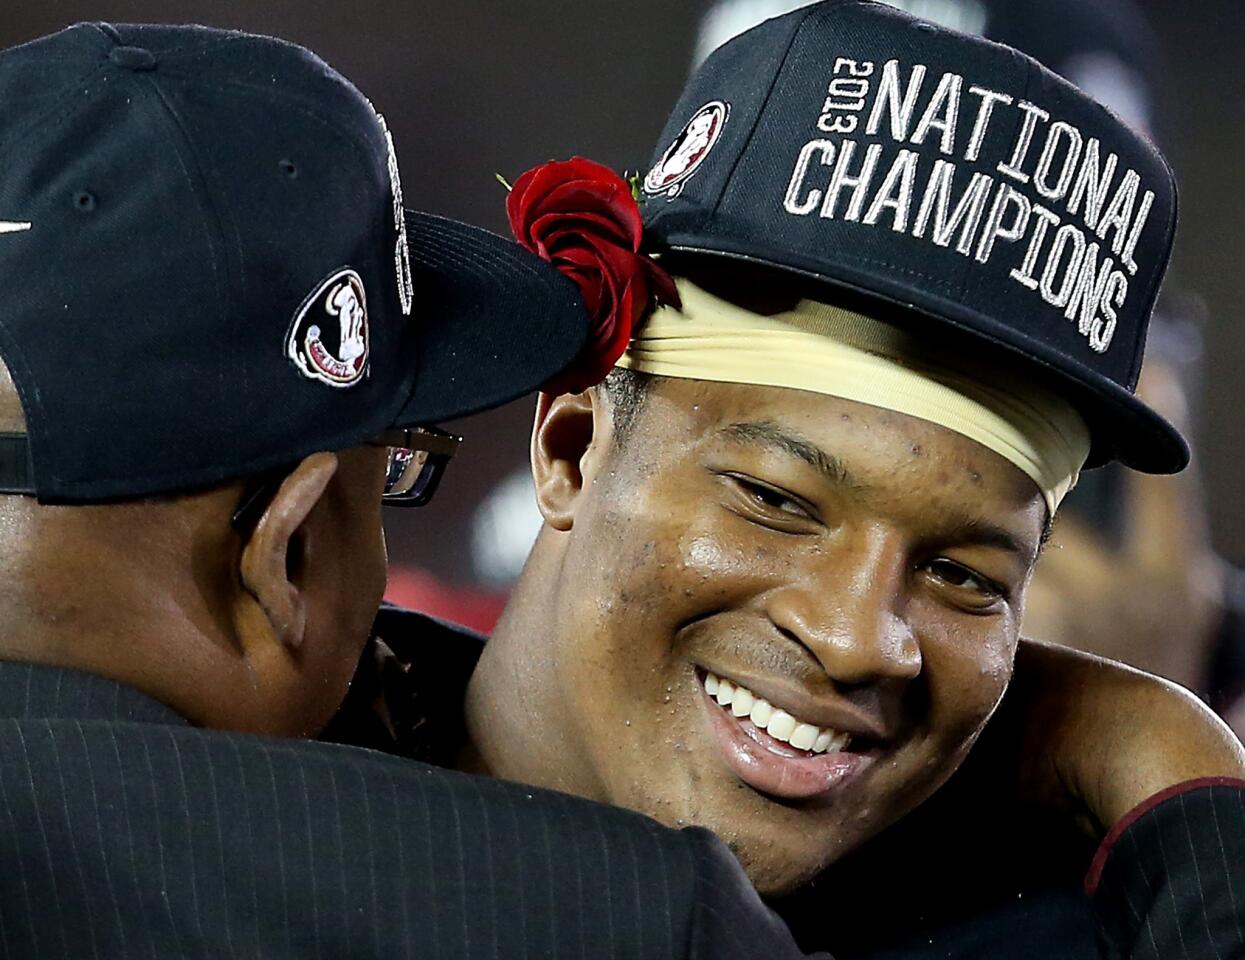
[505,156,679,395]
[530,211,634,253]
[507,159,642,254]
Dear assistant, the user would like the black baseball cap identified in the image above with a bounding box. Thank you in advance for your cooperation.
[642,0,1185,472]
[0,22,587,503]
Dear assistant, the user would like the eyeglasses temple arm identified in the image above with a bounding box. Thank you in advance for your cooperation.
[0,433,35,495]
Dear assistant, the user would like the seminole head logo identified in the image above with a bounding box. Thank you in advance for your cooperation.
[643,100,730,199]
[287,268,370,388]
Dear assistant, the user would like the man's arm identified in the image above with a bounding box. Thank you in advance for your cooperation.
[1006,638,1245,835]
[804,642,1245,959]
[1086,778,1245,960]
[1001,641,1245,957]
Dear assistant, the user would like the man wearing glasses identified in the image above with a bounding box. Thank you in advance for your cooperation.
[0,22,824,960]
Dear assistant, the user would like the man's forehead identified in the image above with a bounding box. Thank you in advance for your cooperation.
[656,377,1045,518]
[616,259,1087,518]
[719,419,851,486]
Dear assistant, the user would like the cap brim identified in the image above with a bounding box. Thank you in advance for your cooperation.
[392,212,587,425]
[658,235,1190,474]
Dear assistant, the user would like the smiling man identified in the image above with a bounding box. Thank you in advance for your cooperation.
[351,2,1245,958]
[461,0,1181,884]
[522,277,1059,862]
[466,256,1198,895]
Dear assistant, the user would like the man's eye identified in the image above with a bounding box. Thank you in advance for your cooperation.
[923,559,1004,600]
[724,474,814,521]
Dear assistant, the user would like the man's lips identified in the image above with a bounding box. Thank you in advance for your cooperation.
[697,670,875,800]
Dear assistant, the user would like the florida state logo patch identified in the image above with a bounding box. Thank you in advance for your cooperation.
[643,100,730,199]
[287,268,370,388]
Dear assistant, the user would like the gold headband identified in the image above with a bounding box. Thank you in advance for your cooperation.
[616,277,1091,516]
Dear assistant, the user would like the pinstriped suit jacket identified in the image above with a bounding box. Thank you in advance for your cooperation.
[0,660,827,960]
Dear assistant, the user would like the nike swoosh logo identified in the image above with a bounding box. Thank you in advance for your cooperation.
[0,221,31,234]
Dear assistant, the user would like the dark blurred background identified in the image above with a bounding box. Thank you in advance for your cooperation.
[1,1,1242,632]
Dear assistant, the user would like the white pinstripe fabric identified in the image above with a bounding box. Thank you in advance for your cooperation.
[0,660,826,960]
[1092,782,1245,960]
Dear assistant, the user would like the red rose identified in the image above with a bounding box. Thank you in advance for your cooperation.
[506,157,679,395]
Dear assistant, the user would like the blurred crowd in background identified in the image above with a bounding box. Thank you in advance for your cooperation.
[3,0,1243,729]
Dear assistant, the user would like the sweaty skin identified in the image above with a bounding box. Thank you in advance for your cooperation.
[466,373,1046,895]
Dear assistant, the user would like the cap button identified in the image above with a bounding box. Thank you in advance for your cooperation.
[109,46,157,71]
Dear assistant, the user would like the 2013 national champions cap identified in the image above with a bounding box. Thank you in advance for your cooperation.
[640,0,1185,472]
[0,22,587,503]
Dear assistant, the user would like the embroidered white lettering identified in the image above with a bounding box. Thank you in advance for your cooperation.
[975,184,1031,264]
[785,140,837,216]
[865,60,927,142]
[910,71,962,156]
[997,101,1051,184]
[964,86,1013,162]
[864,149,920,231]
[1009,204,1061,290]
[821,140,884,221]
[1033,121,1084,203]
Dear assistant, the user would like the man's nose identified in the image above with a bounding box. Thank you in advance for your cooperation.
[766,527,922,687]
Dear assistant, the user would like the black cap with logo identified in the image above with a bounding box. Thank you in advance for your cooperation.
[0,22,586,503]
[642,0,1185,472]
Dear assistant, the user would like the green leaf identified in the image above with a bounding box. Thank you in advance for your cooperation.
[626,171,643,203]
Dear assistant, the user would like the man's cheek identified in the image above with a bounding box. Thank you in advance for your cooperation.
[923,636,1016,747]
[672,507,796,606]
[579,511,741,620]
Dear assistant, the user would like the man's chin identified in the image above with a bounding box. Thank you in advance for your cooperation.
[638,783,866,897]
[732,829,842,898]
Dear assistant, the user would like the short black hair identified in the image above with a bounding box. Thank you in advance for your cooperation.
[600,367,656,441]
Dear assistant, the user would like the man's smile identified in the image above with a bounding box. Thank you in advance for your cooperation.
[707,672,852,752]
[696,669,877,801]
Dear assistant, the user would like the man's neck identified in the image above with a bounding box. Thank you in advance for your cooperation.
[0,617,228,724]
[463,549,605,801]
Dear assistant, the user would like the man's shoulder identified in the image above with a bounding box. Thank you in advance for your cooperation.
[323,603,485,761]
[370,601,488,701]
[0,715,721,958]
[0,712,658,840]
[373,600,486,650]
[0,665,822,959]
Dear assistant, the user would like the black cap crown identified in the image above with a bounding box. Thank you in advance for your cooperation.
[642,0,1184,472]
[0,23,585,502]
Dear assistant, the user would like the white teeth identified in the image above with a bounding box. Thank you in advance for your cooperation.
[765,710,797,742]
[750,699,774,727]
[703,673,851,755]
[789,723,819,750]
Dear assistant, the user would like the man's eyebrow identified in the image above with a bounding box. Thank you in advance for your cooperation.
[719,421,1044,558]
[936,512,1041,563]
[719,421,852,486]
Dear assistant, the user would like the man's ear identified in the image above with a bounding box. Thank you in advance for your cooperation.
[530,388,611,531]
[238,452,339,652]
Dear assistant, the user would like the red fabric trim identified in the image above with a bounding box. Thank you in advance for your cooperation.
[1084,776,1245,896]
